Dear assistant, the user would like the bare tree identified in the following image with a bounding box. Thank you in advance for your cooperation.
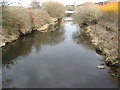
[1,0,22,7]
[42,2,65,19]
[30,0,41,9]
[1,0,9,7]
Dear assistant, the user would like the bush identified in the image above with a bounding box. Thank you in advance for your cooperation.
[33,9,50,28]
[72,2,102,26]
[2,6,31,35]
[42,2,65,19]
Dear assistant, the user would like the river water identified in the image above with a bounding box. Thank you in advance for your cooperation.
[2,21,118,88]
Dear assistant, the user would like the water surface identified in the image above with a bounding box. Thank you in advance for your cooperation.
[2,21,117,88]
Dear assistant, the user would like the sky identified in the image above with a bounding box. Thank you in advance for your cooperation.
[6,0,106,7]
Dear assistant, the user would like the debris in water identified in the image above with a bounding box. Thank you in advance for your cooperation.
[97,65,105,69]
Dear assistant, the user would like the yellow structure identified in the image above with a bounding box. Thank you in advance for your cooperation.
[98,1,119,13]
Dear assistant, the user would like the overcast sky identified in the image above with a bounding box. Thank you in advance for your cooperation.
[6,0,106,7]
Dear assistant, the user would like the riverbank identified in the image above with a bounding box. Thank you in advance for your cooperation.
[81,19,119,74]
[72,2,119,76]
[0,18,60,47]
[1,1,65,48]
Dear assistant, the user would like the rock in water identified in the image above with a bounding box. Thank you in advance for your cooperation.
[97,65,105,69]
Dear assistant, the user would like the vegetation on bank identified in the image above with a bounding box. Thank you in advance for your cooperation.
[2,1,65,35]
[33,9,51,29]
[72,1,119,70]
[72,2,102,26]
[1,1,65,47]
[72,2,118,26]
[2,6,31,35]
[42,2,65,19]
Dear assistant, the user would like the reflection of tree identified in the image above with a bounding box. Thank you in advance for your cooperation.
[73,31,94,50]
[34,29,64,45]
[2,25,65,65]
[0,48,2,67]
[2,35,34,65]
[108,68,119,87]
[33,26,65,52]
[73,31,119,87]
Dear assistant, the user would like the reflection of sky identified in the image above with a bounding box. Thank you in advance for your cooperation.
[2,22,117,88]
[5,0,106,7]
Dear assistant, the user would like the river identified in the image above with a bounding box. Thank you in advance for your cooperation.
[2,21,118,88]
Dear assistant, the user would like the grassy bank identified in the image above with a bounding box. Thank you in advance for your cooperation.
[1,2,65,47]
[72,2,119,72]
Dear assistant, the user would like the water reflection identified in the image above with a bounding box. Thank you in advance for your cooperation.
[2,26,65,65]
[0,48,2,89]
[108,69,119,86]
[2,21,118,88]
[72,25,119,87]
[73,29,95,50]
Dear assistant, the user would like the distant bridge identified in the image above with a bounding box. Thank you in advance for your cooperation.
[64,10,75,21]
[64,17,73,21]
[65,11,75,14]
[65,10,75,18]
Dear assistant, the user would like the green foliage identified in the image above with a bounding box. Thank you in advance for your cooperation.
[42,2,65,19]
[72,2,102,25]
[33,9,51,28]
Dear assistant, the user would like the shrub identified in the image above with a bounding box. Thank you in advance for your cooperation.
[42,2,65,19]
[72,2,102,26]
[33,9,50,28]
[2,6,20,34]
[2,6,31,35]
